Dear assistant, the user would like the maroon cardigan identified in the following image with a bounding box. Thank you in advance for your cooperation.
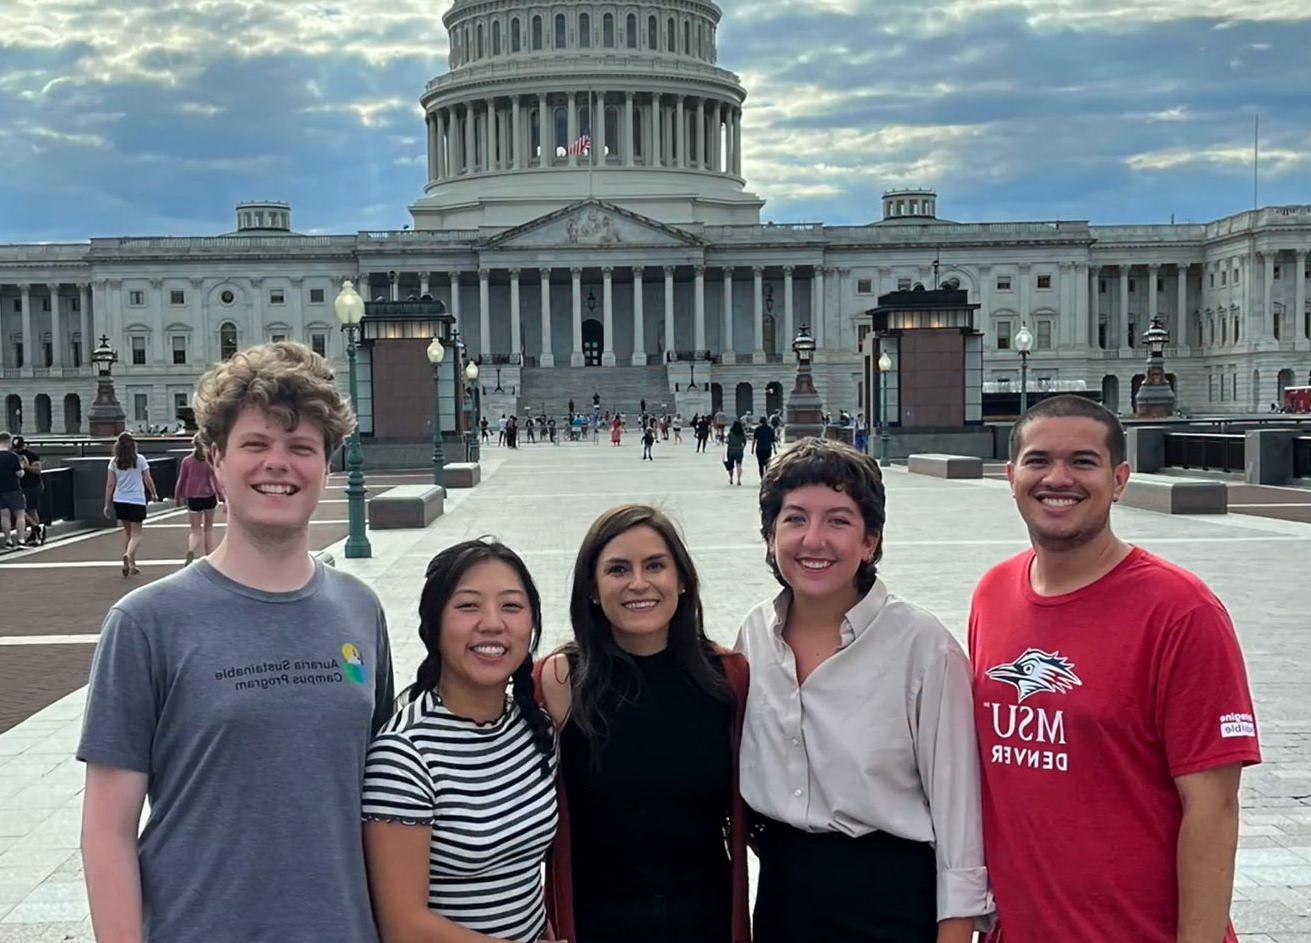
[532,646,752,943]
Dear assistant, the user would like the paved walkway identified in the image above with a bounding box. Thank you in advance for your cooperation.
[2,438,1311,940]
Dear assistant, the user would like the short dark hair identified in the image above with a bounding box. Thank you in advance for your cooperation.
[759,437,886,593]
[1009,395,1126,465]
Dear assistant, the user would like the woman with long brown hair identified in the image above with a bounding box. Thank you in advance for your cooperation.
[173,433,225,565]
[102,432,158,576]
[534,504,750,943]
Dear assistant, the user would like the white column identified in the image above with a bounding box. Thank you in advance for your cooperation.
[721,266,734,363]
[509,269,522,359]
[511,97,522,170]
[539,268,555,366]
[631,267,646,365]
[439,110,449,178]
[48,283,63,367]
[673,96,684,167]
[568,92,578,167]
[1296,250,1308,341]
[624,92,635,167]
[1147,263,1159,340]
[597,92,607,164]
[19,284,32,374]
[601,266,616,365]
[722,107,732,175]
[1263,252,1276,341]
[448,271,462,334]
[752,266,765,363]
[664,266,676,355]
[426,114,437,182]
[478,268,491,357]
[783,265,794,350]
[570,267,584,366]
[389,270,399,302]
[1176,264,1190,351]
[1086,265,1099,348]
[1018,263,1031,332]
[463,105,475,174]
[650,93,661,166]
[419,272,430,297]
[813,266,825,348]
[1071,263,1088,350]
[692,265,705,354]
[1119,265,1131,353]
[732,109,742,175]
[695,99,705,167]
[538,93,549,167]
[80,283,92,367]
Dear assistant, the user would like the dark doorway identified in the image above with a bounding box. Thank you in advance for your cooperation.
[735,382,753,418]
[5,394,21,433]
[582,318,603,366]
[710,382,723,413]
[765,381,783,415]
[35,394,51,434]
[64,394,82,434]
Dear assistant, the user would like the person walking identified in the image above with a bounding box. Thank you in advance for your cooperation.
[498,414,508,447]
[102,431,159,576]
[0,432,25,550]
[752,416,776,479]
[854,412,869,454]
[526,416,536,444]
[970,395,1260,943]
[610,416,623,446]
[725,420,747,486]
[642,423,656,461]
[673,413,684,444]
[173,432,225,565]
[549,416,558,444]
[12,436,45,545]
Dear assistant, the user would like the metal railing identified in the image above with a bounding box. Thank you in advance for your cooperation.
[37,468,76,523]
[1162,433,1245,473]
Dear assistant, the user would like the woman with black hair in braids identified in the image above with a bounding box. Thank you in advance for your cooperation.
[363,538,559,943]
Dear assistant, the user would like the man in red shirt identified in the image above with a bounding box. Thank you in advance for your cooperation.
[969,395,1260,942]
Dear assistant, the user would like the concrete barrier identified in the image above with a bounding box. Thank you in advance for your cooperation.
[444,462,482,488]
[367,485,445,529]
[907,453,984,479]
[1120,474,1227,514]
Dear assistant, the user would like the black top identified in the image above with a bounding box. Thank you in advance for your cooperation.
[561,647,733,943]
[0,451,21,492]
[16,448,41,487]
[752,424,775,452]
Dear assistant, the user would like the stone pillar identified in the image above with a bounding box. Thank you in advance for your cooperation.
[732,109,742,175]
[723,108,733,175]
[631,267,646,365]
[419,273,430,297]
[1296,250,1308,341]
[438,110,448,178]
[539,268,554,367]
[1147,263,1159,342]
[19,284,32,374]
[1018,263,1031,332]
[650,93,661,167]
[426,113,437,182]
[813,266,825,348]
[48,283,63,367]
[783,266,794,350]
[570,267,584,366]
[80,283,92,367]
[1263,252,1276,341]
[449,271,462,333]
[675,96,685,168]
[1176,264,1190,351]
[1119,265,1131,354]
[752,265,765,363]
[486,99,497,170]
[597,92,607,164]
[389,270,399,302]
[538,93,549,167]
[695,99,705,167]
[509,269,522,358]
[721,267,735,363]
[624,92,635,167]
[568,92,578,167]
[478,268,491,357]
[601,266,616,365]
[1086,265,1099,348]
[511,97,522,170]
[463,105,475,174]
[664,266,676,356]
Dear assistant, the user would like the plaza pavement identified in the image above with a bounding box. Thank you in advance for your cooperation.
[2,436,1311,940]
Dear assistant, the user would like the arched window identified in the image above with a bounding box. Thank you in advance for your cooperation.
[605,106,619,156]
[603,13,614,46]
[511,17,521,51]
[463,27,470,59]
[633,107,643,159]
[627,14,637,48]
[555,13,566,48]
[579,12,590,47]
[683,20,690,53]
[667,17,675,51]
[476,23,484,58]
[648,15,657,49]
[492,20,501,54]
[553,106,567,156]
[220,322,238,361]
[532,15,542,50]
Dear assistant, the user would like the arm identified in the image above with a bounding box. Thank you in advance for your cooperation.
[363,821,510,943]
[81,764,148,943]
[142,469,159,503]
[1176,763,1242,943]
[173,460,190,505]
[538,652,572,727]
[104,469,116,514]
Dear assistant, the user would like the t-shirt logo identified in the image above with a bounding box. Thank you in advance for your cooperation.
[986,648,1082,702]
[341,644,366,684]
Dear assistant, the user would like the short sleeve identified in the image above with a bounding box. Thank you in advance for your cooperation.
[1154,602,1261,778]
[362,732,436,825]
[77,608,159,773]
[138,454,150,471]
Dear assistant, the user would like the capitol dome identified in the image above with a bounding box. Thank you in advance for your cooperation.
[409,0,764,229]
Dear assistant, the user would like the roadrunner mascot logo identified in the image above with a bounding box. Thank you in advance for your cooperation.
[986,648,1082,702]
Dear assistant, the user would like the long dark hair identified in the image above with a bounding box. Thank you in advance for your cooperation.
[405,538,554,776]
[113,432,138,470]
[565,505,731,761]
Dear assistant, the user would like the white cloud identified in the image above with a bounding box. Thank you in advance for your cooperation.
[1126,144,1306,174]
[304,97,411,128]
[25,126,110,148]
[176,101,225,117]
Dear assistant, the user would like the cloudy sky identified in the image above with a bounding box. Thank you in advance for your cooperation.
[1,0,1308,242]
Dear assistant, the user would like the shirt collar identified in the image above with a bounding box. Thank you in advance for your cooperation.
[769,580,890,649]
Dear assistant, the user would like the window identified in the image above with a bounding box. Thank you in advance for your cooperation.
[310,332,328,357]
[996,320,1012,350]
[269,288,285,305]
[129,290,145,306]
[174,392,189,416]
[1037,321,1053,350]
[683,20,690,53]
[42,336,52,367]
[1128,321,1136,347]
[1208,374,1214,402]
[133,393,149,423]
[1233,316,1240,343]
[169,289,185,305]
[579,12,589,46]
[1234,267,1241,284]
[1036,274,1052,290]
[220,289,235,305]
[1098,278,1106,294]
[41,297,50,313]
[71,295,79,311]
[1209,272,1215,288]
[14,337,22,368]
[220,322,238,360]
[270,333,288,343]
[627,13,637,47]
[72,334,82,367]
[511,17,521,51]
[131,335,147,365]
[1129,279,1136,293]
[1220,270,1227,286]
[492,20,500,55]
[996,275,1012,291]
[667,17,675,51]
[603,13,614,47]
[1157,277,1165,292]
[555,13,565,48]
[532,15,542,49]
[171,335,187,364]
[897,277,912,291]
[857,278,873,294]
[309,288,325,304]
[648,15,657,49]
[1274,310,1282,340]
[1274,264,1281,280]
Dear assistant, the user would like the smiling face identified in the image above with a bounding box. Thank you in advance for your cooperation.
[211,405,328,541]
[769,484,879,606]
[438,559,535,693]
[1007,416,1130,550]
[594,524,683,655]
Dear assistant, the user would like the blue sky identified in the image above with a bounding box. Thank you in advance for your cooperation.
[1,0,1308,242]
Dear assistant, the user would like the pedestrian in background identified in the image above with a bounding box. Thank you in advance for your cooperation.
[642,423,656,461]
[0,432,25,550]
[725,420,747,486]
[673,413,684,444]
[173,432,224,565]
[12,435,45,545]
[611,416,623,446]
[752,417,776,479]
[103,431,158,576]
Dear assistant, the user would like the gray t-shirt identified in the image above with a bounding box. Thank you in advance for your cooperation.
[77,558,395,943]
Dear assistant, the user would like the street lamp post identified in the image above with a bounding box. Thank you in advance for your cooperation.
[464,359,481,462]
[877,350,893,467]
[427,336,446,488]
[334,279,371,559]
[1013,323,1034,415]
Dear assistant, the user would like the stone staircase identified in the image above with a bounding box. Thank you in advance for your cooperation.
[518,365,675,418]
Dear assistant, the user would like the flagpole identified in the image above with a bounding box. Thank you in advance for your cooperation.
[1252,113,1259,211]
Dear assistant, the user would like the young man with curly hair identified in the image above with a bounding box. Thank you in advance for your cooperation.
[78,341,394,943]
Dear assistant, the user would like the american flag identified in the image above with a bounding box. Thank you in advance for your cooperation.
[567,133,591,156]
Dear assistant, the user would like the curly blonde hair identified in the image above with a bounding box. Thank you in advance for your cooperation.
[192,341,354,456]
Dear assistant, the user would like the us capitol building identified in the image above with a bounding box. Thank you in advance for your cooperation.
[2,0,1310,436]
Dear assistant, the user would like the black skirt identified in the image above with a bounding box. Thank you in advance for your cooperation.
[187,495,218,512]
[753,818,938,943]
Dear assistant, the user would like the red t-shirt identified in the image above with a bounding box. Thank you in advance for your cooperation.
[969,546,1261,943]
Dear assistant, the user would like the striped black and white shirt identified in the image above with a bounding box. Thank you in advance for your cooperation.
[362,690,558,943]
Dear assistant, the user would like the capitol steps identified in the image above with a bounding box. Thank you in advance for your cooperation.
[518,365,675,419]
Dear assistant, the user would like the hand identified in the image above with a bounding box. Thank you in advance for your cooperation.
[103,505,112,517]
